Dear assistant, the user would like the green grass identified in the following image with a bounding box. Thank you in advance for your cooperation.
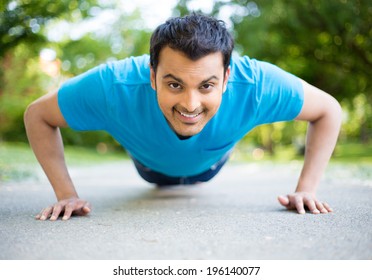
[0,142,127,182]
[233,141,372,163]
[331,142,372,163]
[1,141,371,182]
[328,143,372,183]
[0,143,37,181]
[232,141,372,184]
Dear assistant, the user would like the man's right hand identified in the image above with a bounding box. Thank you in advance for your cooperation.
[36,197,91,221]
[25,91,88,221]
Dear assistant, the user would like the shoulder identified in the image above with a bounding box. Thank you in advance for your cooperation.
[229,55,256,84]
[229,54,274,85]
[104,54,151,85]
[229,55,295,85]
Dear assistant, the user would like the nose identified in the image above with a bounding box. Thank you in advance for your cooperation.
[180,90,201,113]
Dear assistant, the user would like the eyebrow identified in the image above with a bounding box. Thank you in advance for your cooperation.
[162,74,219,85]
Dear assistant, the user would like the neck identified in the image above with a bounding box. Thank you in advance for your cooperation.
[177,134,191,140]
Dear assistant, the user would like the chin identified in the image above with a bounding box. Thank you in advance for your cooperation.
[168,118,207,137]
[176,127,203,137]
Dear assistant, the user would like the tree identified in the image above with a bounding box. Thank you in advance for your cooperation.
[0,0,100,58]
[0,1,152,146]
[173,0,372,144]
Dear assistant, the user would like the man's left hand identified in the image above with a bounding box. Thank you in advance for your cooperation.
[278,192,333,214]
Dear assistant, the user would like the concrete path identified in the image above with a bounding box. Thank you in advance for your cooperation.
[0,160,371,260]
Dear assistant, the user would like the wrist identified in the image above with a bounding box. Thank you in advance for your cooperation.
[55,189,79,201]
[295,181,318,194]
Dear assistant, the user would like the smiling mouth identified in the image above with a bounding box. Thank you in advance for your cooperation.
[178,110,202,118]
[173,108,204,124]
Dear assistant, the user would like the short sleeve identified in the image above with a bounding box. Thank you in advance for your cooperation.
[254,61,304,126]
[58,64,112,131]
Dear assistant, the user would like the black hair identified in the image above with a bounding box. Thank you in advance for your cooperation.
[150,13,234,73]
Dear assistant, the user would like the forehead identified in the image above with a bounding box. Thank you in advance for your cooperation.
[157,47,224,78]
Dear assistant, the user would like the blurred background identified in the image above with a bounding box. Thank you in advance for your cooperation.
[0,0,371,181]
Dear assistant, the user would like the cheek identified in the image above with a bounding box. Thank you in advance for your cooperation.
[157,91,175,112]
[205,94,222,112]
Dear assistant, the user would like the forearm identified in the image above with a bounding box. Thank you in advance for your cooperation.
[296,104,342,193]
[24,104,78,201]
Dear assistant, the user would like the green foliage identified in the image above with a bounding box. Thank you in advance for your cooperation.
[0,2,151,146]
[55,9,151,76]
[174,0,372,147]
[0,0,101,142]
[0,0,100,58]
[0,43,51,142]
[0,0,371,153]
[340,94,372,142]
[227,0,371,103]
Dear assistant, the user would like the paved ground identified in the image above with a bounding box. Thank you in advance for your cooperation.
[0,160,371,260]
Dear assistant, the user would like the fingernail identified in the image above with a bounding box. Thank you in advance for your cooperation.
[62,216,68,220]
[40,215,46,220]
[299,210,305,214]
[313,210,320,214]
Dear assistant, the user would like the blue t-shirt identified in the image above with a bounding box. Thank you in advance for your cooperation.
[58,55,304,176]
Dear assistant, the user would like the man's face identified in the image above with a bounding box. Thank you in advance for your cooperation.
[150,47,230,137]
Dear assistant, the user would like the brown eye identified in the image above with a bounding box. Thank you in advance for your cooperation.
[169,83,182,90]
[200,83,214,91]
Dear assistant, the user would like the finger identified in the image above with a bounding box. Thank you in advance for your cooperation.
[62,202,75,221]
[36,208,47,219]
[277,195,290,208]
[323,202,333,213]
[79,201,91,213]
[82,202,92,214]
[50,204,63,221]
[72,201,91,216]
[315,201,328,214]
[294,196,306,214]
[39,206,53,220]
[304,198,320,214]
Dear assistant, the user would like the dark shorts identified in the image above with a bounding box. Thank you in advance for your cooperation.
[130,151,231,186]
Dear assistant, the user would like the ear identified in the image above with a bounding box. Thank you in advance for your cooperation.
[223,66,231,92]
[149,64,156,90]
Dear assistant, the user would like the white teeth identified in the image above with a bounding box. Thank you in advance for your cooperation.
[179,111,200,118]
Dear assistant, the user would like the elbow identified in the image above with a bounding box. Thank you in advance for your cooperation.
[322,96,343,137]
[331,97,343,126]
[24,91,67,130]
[24,102,40,130]
[24,102,33,126]
[310,95,342,132]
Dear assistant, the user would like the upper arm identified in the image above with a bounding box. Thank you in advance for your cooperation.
[25,91,68,128]
[56,64,110,131]
[252,61,305,126]
[295,79,342,122]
